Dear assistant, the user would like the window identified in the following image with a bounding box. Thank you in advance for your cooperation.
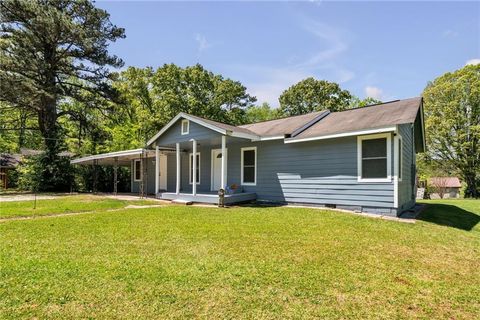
[181,119,189,135]
[189,153,200,184]
[358,133,391,182]
[241,147,257,185]
[134,159,142,181]
[398,136,403,181]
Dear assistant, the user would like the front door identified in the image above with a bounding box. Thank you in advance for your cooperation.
[211,149,227,191]
[159,154,167,191]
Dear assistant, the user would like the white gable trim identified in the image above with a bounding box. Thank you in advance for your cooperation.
[227,130,260,140]
[147,113,227,146]
[147,113,260,146]
[284,126,397,144]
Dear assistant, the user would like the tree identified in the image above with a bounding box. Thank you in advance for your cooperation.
[0,0,124,189]
[349,96,382,108]
[423,64,480,198]
[245,102,280,123]
[278,78,353,116]
[109,64,257,149]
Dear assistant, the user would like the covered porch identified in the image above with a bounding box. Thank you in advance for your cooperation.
[151,133,256,205]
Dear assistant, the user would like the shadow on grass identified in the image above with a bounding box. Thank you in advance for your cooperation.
[418,203,480,231]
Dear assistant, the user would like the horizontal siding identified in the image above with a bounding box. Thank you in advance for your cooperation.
[131,158,155,194]
[144,131,398,209]
[398,123,415,211]
[154,119,221,146]
[226,137,395,208]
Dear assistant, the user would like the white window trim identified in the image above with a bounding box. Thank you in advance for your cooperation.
[133,159,142,182]
[241,146,257,186]
[210,148,228,191]
[181,119,189,135]
[398,135,403,182]
[357,133,392,183]
[189,152,200,185]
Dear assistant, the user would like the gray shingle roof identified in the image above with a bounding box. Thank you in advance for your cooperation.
[238,111,328,137]
[149,97,422,145]
[291,97,422,140]
[186,113,256,136]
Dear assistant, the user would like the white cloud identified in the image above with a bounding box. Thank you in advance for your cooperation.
[235,18,354,106]
[195,33,211,55]
[295,19,348,69]
[365,86,383,100]
[465,58,480,66]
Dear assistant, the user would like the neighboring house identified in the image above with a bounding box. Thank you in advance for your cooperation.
[0,153,21,189]
[429,177,462,199]
[71,97,426,216]
[0,149,73,189]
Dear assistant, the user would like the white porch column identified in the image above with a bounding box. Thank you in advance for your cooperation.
[155,146,160,194]
[221,135,226,190]
[192,139,197,196]
[176,143,180,195]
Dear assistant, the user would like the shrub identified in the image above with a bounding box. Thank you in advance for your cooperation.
[17,153,75,192]
[75,165,130,193]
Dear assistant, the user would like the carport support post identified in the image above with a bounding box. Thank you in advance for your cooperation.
[113,157,118,196]
[155,146,160,195]
[221,135,226,189]
[192,139,197,196]
[176,143,180,194]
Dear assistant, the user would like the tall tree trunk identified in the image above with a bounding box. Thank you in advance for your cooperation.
[462,170,479,198]
[18,109,27,149]
[38,94,59,156]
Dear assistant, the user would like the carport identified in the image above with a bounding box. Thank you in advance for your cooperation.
[71,148,174,196]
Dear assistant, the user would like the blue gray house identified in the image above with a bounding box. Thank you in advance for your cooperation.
[72,97,425,216]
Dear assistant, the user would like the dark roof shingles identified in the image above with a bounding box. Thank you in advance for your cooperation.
[238,111,326,137]
[292,97,422,139]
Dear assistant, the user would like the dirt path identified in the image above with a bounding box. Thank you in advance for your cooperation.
[0,194,61,202]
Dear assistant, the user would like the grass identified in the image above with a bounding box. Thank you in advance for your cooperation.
[0,198,479,319]
[0,195,157,219]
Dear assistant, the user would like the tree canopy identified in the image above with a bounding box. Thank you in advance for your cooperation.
[107,64,256,150]
[278,77,353,116]
[0,0,125,189]
[245,102,281,123]
[423,64,480,197]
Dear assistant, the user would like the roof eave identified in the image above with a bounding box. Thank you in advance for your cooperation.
[284,126,397,144]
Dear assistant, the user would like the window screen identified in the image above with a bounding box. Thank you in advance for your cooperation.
[134,160,141,181]
[181,120,189,134]
[242,149,256,184]
[361,138,387,179]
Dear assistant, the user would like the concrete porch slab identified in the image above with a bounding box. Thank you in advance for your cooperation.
[160,192,256,205]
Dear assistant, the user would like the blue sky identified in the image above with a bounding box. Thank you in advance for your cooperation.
[97,1,480,107]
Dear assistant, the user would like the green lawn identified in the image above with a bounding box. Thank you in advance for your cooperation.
[0,195,157,219]
[0,198,479,319]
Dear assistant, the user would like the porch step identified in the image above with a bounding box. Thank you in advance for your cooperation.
[171,199,193,205]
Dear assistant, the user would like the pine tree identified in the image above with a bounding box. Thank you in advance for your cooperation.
[0,0,125,190]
